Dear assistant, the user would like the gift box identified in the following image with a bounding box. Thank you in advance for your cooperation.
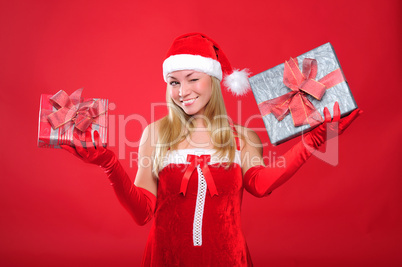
[249,43,358,146]
[37,88,108,148]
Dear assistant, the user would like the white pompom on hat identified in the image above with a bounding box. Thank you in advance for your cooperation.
[163,33,250,96]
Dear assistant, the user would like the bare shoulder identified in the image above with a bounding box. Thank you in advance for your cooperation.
[139,119,163,147]
[145,119,162,134]
[234,124,262,147]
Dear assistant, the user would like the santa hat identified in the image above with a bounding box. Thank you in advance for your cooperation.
[162,33,250,96]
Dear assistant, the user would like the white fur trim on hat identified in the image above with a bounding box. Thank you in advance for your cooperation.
[223,69,251,96]
[163,54,222,81]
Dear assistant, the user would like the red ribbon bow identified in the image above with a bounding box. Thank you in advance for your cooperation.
[180,154,218,197]
[258,58,345,127]
[41,88,106,140]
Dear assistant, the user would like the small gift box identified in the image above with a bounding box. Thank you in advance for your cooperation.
[37,88,108,148]
[249,43,358,146]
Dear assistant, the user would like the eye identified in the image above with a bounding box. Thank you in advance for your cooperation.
[190,78,199,82]
[169,81,179,86]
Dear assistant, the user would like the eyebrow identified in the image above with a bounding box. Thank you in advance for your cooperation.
[185,72,195,78]
[167,71,195,80]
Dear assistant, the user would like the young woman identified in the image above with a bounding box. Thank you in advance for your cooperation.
[63,33,360,266]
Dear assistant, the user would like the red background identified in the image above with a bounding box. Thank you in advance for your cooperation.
[1,0,401,266]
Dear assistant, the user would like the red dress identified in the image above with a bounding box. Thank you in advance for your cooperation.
[141,139,253,266]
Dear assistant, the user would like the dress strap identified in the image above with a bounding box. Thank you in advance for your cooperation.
[229,122,241,151]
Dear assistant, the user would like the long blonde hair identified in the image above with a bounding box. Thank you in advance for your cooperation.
[152,77,237,176]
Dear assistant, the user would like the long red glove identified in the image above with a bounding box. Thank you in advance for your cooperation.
[61,131,156,226]
[244,102,361,197]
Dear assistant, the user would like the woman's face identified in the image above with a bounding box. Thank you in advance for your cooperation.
[167,70,213,116]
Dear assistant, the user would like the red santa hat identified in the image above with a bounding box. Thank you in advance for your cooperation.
[163,33,250,96]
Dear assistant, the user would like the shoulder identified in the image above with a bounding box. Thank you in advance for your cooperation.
[144,119,162,134]
[234,125,262,145]
[234,124,263,154]
[139,118,164,148]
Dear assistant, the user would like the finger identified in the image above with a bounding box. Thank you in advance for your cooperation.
[85,130,96,154]
[73,132,88,158]
[343,108,361,122]
[339,108,361,131]
[93,130,106,153]
[93,131,100,149]
[323,107,331,122]
[333,102,341,122]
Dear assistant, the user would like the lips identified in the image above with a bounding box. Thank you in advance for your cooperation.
[181,97,198,106]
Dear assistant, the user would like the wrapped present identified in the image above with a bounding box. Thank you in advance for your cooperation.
[249,43,358,146]
[37,88,108,148]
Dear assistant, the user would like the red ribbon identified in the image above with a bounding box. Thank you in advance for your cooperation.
[41,88,106,140]
[258,58,345,127]
[180,154,218,197]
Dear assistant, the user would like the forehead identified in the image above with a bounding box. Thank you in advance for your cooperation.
[167,70,206,79]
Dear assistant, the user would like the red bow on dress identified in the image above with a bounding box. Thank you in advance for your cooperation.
[258,58,345,127]
[180,154,218,197]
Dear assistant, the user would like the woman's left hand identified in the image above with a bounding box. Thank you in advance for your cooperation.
[304,102,362,148]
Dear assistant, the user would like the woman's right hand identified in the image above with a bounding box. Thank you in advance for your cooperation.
[61,130,117,171]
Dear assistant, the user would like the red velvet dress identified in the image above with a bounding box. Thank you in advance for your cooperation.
[141,142,253,266]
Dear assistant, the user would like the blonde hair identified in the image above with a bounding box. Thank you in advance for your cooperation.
[152,77,237,176]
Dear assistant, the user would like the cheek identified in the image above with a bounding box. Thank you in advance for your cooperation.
[199,80,213,98]
[169,88,179,99]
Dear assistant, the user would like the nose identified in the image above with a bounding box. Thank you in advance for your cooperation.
[179,82,191,98]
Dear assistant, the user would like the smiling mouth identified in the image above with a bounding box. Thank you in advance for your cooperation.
[181,97,198,106]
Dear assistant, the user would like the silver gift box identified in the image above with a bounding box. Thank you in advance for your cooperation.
[249,43,358,146]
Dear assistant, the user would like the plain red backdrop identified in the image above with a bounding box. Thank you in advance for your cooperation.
[1,0,401,266]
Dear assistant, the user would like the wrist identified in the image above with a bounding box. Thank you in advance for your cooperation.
[302,132,318,149]
[100,152,119,174]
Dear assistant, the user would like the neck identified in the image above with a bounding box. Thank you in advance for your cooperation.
[189,113,209,128]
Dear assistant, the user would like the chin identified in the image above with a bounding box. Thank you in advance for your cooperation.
[183,110,198,116]
[183,107,204,116]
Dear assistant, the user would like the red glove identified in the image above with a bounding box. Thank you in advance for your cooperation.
[303,102,362,149]
[244,102,361,197]
[244,140,313,197]
[61,131,156,225]
[61,130,117,169]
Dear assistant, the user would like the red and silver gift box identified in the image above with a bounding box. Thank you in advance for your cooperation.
[37,88,108,148]
[249,43,358,146]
